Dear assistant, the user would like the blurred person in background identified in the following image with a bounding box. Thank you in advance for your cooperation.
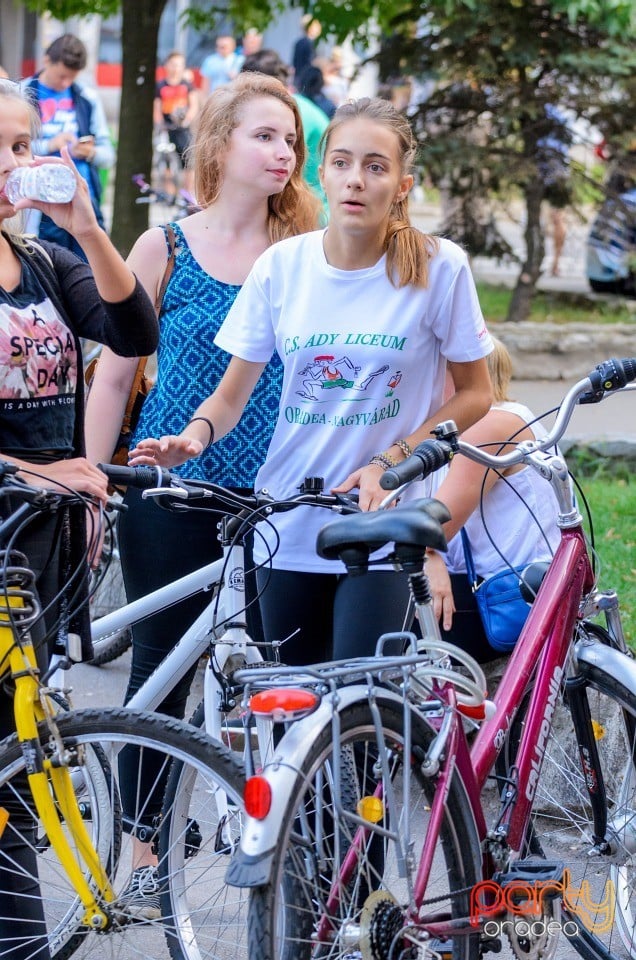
[315,48,350,107]
[240,28,263,58]
[200,35,243,96]
[291,15,322,85]
[297,64,336,119]
[154,50,199,196]
[586,150,636,297]
[22,33,114,260]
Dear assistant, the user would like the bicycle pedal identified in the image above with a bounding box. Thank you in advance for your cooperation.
[214,814,234,854]
[493,859,565,898]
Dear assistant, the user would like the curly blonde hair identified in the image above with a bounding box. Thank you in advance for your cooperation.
[193,73,320,241]
[321,97,438,288]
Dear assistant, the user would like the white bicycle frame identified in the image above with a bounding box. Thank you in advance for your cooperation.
[90,537,264,744]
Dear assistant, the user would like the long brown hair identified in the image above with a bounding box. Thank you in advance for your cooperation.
[193,73,320,240]
[321,97,438,288]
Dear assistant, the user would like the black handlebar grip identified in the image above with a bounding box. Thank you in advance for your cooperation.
[580,357,636,404]
[97,463,173,489]
[379,439,454,490]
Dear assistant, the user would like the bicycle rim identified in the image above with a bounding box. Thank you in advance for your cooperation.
[0,707,247,960]
[501,650,636,959]
[89,523,132,666]
[249,698,480,960]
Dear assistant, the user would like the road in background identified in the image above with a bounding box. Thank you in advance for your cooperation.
[513,380,636,440]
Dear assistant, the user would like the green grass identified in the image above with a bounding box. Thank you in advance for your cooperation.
[577,474,636,644]
[476,282,636,325]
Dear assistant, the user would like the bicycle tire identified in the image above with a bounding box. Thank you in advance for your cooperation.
[248,697,481,960]
[88,519,132,666]
[159,698,249,960]
[0,707,247,960]
[498,622,636,960]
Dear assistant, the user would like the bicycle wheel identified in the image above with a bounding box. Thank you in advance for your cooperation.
[499,623,636,960]
[160,698,249,960]
[88,517,132,666]
[0,707,247,960]
[249,697,481,960]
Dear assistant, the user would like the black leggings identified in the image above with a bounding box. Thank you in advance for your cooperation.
[256,567,413,665]
[117,486,263,827]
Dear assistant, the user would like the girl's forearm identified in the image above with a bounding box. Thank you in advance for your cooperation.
[85,351,138,465]
[78,229,137,303]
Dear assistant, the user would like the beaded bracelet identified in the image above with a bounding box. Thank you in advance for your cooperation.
[187,416,215,450]
[369,452,399,470]
[395,439,413,459]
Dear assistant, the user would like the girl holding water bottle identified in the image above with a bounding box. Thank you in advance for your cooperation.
[0,77,157,959]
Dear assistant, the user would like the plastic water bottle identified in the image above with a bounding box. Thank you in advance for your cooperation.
[5,164,76,205]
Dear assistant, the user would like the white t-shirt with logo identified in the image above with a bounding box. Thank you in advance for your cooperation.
[215,230,493,572]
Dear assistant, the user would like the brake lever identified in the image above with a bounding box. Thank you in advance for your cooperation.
[142,485,190,500]
[334,492,361,513]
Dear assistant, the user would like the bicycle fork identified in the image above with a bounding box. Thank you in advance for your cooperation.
[1,588,115,930]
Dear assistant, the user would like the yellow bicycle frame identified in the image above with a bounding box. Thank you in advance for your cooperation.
[0,592,114,930]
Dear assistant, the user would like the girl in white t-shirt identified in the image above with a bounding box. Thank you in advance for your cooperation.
[130,96,494,666]
[426,338,560,662]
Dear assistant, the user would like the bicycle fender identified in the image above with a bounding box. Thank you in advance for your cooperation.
[575,637,636,702]
[225,683,405,888]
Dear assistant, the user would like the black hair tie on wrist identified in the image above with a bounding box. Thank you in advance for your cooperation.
[187,416,215,450]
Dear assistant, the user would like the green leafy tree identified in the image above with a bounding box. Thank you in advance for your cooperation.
[19,0,636,294]
[370,0,636,320]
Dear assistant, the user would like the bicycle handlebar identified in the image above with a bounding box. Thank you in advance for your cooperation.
[380,356,636,490]
[97,463,360,515]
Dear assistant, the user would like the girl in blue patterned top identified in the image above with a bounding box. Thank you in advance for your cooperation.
[85,73,320,911]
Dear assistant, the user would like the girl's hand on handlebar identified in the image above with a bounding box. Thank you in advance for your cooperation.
[23,458,109,504]
[128,435,203,467]
[333,463,391,512]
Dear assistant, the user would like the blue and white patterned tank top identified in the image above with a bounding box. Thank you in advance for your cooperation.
[133,222,283,485]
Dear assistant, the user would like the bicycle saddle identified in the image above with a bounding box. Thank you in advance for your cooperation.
[316,501,449,574]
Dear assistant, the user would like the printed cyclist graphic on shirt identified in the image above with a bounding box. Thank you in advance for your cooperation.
[297,354,392,401]
[0,300,77,402]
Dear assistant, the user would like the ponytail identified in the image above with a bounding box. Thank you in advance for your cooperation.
[385,198,438,288]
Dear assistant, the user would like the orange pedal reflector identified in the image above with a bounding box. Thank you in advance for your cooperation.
[244,775,272,819]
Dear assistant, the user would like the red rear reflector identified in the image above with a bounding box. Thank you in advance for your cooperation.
[249,688,319,721]
[244,775,272,819]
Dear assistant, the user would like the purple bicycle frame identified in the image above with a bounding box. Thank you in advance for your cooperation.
[411,524,595,937]
[315,526,596,945]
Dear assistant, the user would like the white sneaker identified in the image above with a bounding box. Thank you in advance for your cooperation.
[118,866,161,920]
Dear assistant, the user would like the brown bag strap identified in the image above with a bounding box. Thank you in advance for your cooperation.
[155,223,178,314]
[121,353,151,432]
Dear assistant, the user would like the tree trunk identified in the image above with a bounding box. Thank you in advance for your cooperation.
[506,179,545,322]
[110,0,167,257]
